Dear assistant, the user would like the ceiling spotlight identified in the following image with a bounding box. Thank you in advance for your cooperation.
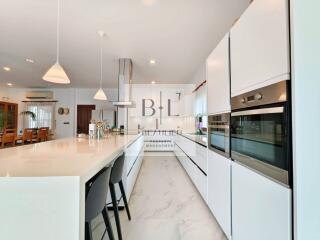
[6,83,13,87]
[3,67,11,71]
[151,81,156,84]
[26,58,34,63]
[149,59,156,65]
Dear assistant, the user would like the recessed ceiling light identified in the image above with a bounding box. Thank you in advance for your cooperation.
[149,59,156,65]
[3,66,11,71]
[151,81,156,84]
[26,58,34,63]
[142,0,157,6]
[6,83,13,87]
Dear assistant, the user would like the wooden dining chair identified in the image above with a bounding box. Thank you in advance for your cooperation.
[30,128,38,143]
[37,128,49,142]
[1,129,17,148]
[18,128,34,145]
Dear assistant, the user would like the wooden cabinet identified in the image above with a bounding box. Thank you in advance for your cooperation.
[232,161,292,240]
[230,0,290,96]
[0,102,18,133]
[207,33,231,114]
[207,150,231,239]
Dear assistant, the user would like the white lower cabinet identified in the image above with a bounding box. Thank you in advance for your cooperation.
[174,136,208,202]
[231,161,292,240]
[207,150,232,239]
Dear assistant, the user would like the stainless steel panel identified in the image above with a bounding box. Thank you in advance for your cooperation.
[231,81,288,110]
[208,113,230,158]
[231,151,289,187]
[231,107,284,117]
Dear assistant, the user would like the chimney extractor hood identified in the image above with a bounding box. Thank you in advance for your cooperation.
[112,58,136,108]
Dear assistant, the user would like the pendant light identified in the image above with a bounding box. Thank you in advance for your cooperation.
[93,31,107,101]
[42,0,70,84]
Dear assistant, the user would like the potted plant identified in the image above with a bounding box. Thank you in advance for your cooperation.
[20,111,36,121]
[20,111,36,131]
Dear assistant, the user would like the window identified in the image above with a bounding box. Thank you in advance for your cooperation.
[24,102,56,130]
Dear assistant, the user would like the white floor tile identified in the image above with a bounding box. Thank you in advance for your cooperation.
[93,154,227,240]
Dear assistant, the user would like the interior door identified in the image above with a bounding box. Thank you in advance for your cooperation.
[77,105,95,134]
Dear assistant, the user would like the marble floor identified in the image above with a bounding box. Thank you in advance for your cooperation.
[91,152,227,240]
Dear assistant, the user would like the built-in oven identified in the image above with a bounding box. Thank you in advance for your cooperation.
[208,113,230,158]
[230,80,292,187]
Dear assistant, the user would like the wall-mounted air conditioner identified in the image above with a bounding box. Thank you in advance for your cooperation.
[25,91,53,99]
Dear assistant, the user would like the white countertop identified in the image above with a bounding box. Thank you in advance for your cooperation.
[182,133,208,147]
[0,134,140,181]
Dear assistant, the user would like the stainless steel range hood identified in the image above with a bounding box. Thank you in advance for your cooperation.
[112,58,136,108]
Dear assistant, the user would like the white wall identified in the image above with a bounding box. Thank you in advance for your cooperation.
[0,87,117,139]
[128,84,194,131]
[291,0,320,239]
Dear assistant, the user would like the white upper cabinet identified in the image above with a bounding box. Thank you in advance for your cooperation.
[230,0,290,96]
[194,84,207,116]
[180,93,195,117]
[191,63,207,116]
[206,33,231,114]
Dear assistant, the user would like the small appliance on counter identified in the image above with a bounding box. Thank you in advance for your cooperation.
[230,80,292,187]
[120,125,125,135]
[195,115,208,135]
[89,122,96,138]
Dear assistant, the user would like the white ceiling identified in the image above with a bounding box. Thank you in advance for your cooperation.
[0,0,250,88]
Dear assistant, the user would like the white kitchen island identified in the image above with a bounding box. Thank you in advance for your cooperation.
[0,134,143,240]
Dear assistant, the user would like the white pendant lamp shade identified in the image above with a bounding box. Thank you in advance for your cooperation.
[42,0,70,84]
[93,31,108,101]
[43,62,70,84]
[94,88,107,100]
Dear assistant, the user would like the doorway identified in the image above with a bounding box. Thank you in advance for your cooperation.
[77,105,95,134]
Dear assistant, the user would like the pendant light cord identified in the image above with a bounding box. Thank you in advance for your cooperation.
[56,0,60,62]
[100,34,103,88]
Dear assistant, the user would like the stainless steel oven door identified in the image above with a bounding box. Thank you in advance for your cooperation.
[231,106,290,186]
[208,114,230,158]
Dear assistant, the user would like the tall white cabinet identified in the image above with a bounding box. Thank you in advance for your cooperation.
[207,33,231,114]
[230,0,290,96]
[232,162,292,240]
[207,150,232,239]
[206,33,232,239]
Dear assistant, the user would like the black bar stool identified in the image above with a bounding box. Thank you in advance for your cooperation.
[109,153,131,240]
[85,167,114,240]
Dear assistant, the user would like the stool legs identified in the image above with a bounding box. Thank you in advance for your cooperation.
[109,182,123,240]
[102,207,115,240]
[85,222,93,240]
[119,180,131,220]
[86,209,114,240]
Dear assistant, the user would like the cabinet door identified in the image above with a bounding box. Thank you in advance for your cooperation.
[232,161,292,240]
[207,34,231,114]
[183,94,195,117]
[230,0,290,96]
[197,169,208,202]
[207,150,231,238]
